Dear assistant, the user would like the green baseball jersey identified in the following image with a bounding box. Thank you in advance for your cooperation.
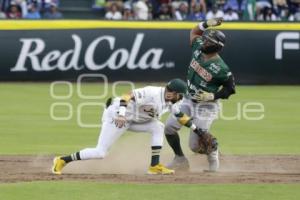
[187,37,232,96]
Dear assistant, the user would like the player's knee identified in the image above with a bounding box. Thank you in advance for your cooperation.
[164,123,179,135]
[149,121,165,146]
[149,121,164,134]
[164,115,181,135]
[148,121,165,133]
[94,147,107,159]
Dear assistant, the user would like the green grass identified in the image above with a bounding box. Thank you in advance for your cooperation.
[0,83,299,155]
[0,182,299,200]
[0,84,299,199]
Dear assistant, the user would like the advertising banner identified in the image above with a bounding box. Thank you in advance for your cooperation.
[0,21,299,84]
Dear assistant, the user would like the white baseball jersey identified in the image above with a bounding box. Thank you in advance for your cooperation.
[79,86,179,160]
[126,86,174,123]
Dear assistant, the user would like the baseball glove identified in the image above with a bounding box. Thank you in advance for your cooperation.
[194,129,218,155]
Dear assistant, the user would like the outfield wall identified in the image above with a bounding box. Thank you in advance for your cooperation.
[0,21,299,84]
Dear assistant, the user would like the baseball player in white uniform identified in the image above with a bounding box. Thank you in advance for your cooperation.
[52,79,204,175]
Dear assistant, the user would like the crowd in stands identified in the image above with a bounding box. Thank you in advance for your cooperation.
[0,0,63,19]
[101,0,300,21]
[0,0,299,21]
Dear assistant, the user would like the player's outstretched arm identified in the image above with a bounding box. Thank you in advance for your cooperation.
[190,18,223,45]
[114,93,134,128]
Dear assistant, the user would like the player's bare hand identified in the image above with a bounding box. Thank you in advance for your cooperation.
[206,18,223,27]
[114,115,127,128]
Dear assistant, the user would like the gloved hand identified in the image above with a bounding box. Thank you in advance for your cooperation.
[204,18,223,28]
[193,129,218,155]
[193,91,215,102]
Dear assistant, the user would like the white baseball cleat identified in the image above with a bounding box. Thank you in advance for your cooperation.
[167,155,190,171]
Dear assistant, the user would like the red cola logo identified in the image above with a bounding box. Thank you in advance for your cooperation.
[11,33,175,72]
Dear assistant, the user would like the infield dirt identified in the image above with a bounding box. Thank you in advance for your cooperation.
[1,155,299,184]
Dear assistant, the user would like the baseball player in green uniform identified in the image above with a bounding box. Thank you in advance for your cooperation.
[164,18,236,172]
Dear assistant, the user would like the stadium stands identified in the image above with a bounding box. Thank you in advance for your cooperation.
[0,0,299,21]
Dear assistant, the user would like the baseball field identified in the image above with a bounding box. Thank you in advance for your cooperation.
[0,83,299,200]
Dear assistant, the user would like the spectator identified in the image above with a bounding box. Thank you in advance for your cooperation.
[133,0,149,20]
[123,4,134,20]
[256,0,272,20]
[272,0,287,16]
[148,0,172,19]
[147,0,153,19]
[10,0,28,18]
[242,0,256,20]
[205,0,215,9]
[279,6,295,21]
[105,0,123,10]
[158,3,172,20]
[188,4,205,20]
[295,9,300,21]
[24,3,41,19]
[43,3,63,19]
[6,2,22,19]
[190,0,207,13]
[0,5,7,18]
[206,5,224,19]
[44,0,60,8]
[171,0,187,10]
[215,0,227,8]
[148,0,160,18]
[224,7,239,20]
[224,0,240,11]
[0,0,8,11]
[26,1,43,14]
[174,2,188,20]
[105,2,122,20]
[289,0,300,10]
[256,0,272,12]
[289,5,300,21]
[257,7,278,20]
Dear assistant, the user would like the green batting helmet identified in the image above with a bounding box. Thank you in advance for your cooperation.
[166,79,187,94]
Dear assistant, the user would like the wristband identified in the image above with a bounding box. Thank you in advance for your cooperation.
[191,124,197,131]
[118,106,126,116]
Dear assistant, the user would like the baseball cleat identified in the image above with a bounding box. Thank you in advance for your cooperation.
[207,150,219,172]
[51,157,66,175]
[147,164,175,175]
[167,155,190,171]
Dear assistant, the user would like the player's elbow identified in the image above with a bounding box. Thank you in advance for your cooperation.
[226,89,236,99]
[214,87,235,100]
[190,26,202,45]
[224,88,236,99]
